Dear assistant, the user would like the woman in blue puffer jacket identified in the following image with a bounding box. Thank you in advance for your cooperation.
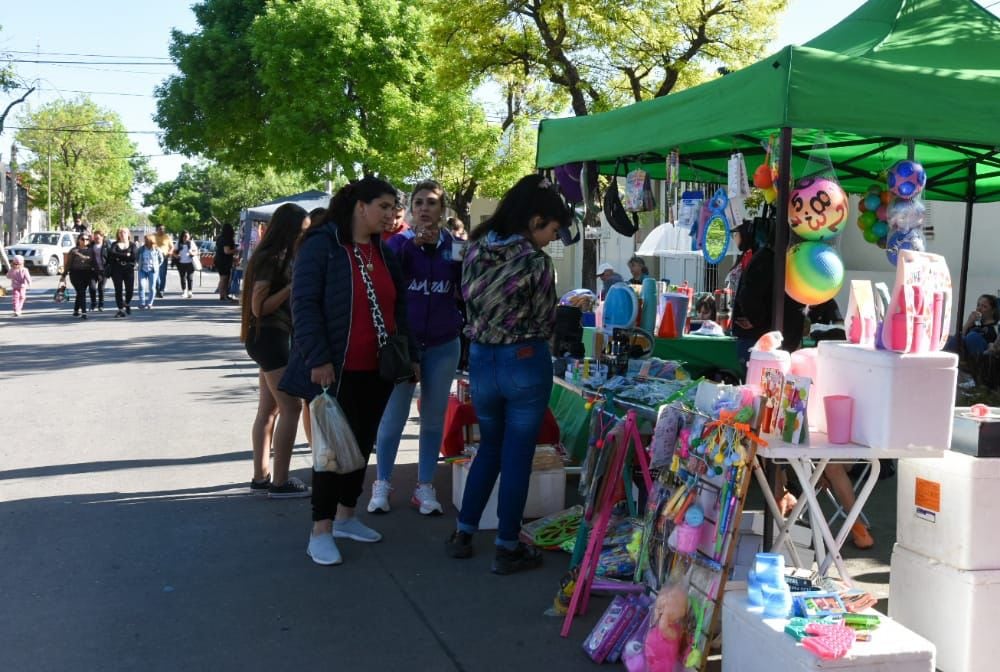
[367,180,464,517]
[281,176,418,567]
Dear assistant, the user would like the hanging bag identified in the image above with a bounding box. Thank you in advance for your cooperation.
[624,168,656,213]
[603,159,640,237]
[310,387,365,474]
[352,244,413,384]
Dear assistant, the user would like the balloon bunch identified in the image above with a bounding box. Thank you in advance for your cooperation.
[785,176,847,306]
[856,180,892,248]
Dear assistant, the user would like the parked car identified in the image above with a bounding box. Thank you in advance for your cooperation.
[196,240,216,270]
[8,231,78,275]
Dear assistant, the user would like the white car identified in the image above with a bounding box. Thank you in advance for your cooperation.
[8,231,79,275]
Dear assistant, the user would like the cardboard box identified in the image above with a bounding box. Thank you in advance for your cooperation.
[451,461,566,530]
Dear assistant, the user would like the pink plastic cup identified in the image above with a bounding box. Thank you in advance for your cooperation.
[824,395,853,445]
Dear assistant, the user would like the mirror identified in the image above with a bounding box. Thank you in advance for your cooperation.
[702,215,730,264]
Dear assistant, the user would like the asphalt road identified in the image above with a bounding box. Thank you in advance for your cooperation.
[0,271,898,672]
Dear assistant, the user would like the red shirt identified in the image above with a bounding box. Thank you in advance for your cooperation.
[344,242,397,371]
[381,222,409,241]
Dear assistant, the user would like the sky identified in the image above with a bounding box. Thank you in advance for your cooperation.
[0,0,958,204]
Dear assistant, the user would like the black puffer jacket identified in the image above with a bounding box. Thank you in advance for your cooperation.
[280,221,415,400]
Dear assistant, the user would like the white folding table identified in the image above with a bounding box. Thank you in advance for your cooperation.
[753,433,943,584]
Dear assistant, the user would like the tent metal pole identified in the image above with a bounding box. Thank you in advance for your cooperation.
[763,126,792,554]
[956,167,976,341]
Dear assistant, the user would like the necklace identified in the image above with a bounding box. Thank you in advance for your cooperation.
[355,243,375,272]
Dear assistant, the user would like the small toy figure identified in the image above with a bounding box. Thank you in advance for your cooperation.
[644,581,688,671]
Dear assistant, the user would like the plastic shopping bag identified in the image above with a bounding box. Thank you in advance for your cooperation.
[310,388,364,474]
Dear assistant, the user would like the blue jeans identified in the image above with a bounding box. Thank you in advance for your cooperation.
[156,259,168,293]
[375,338,461,484]
[138,270,157,306]
[947,332,990,357]
[458,339,553,543]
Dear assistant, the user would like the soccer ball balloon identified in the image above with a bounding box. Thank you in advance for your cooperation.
[887,160,927,200]
[788,177,849,241]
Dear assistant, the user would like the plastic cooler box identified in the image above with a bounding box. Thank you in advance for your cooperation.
[897,450,1000,571]
[813,342,957,450]
[451,461,566,530]
[890,543,1000,672]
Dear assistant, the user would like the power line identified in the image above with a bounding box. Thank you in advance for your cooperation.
[8,125,162,135]
[5,49,171,61]
[10,85,152,98]
[8,58,174,66]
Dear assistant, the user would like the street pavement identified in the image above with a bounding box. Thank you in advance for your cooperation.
[0,272,898,672]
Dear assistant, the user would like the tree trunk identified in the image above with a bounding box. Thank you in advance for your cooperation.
[452,179,477,228]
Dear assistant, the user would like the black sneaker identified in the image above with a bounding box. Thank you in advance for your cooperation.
[115,310,125,318]
[80,313,88,320]
[156,291,163,298]
[268,477,310,499]
[125,305,131,315]
[492,543,543,575]
[445,531,474,559]
[249,477,271,495]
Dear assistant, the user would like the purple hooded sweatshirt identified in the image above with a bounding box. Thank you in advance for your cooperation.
[386,229,464,349]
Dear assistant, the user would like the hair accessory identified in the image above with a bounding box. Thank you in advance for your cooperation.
[539,177,553,189]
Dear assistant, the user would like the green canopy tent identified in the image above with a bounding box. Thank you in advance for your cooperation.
[536,0,1000,327]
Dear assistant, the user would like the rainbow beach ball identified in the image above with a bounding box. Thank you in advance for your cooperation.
[786,241,844,305]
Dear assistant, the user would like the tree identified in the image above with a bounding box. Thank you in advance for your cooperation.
[431,0,787,285]
[14,98,150,228]
[143,162,314,236]
[0,27,35,136]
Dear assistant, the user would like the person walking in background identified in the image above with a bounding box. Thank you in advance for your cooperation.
[173,231,199,299]
[136,235,164,310]
[152,225,174,299]
[446,174,572,575]
[90,231,109,312]
[7,255,31,316]
[382,189,409,241]
[60,232,96,319]
[368,180,463,516]
[280,177,417,567]
[241,203,311,499]
[108,227,138,317]
[215,223,237,302]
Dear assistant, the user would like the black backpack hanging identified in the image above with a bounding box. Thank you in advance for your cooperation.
[603,159,640,237]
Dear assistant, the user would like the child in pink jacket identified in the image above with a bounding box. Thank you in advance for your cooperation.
[7,255,31,316]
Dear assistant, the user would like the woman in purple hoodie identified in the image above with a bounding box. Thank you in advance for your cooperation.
[368,180,464,516]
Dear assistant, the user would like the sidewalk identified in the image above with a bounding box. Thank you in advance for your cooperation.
[0,274,897,671]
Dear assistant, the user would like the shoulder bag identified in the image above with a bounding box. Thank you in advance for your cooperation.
[352,245,413,384]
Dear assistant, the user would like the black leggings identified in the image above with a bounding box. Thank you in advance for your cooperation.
[91,273,107,308]
[311,370,393,520]
[111,268,135,310]
[177,262,195,291]
[69,270,94,314]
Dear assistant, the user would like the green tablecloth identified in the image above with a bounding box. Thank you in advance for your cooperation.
[582,327,744,378]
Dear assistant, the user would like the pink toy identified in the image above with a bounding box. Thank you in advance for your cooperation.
[970,404,990,418]
[788,177,849,241]
[644,582,688,670]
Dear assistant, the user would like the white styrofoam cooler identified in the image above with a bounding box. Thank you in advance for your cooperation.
[813,342,956,450]
[890,543,1000,672]
[722,591,934,672]
[897,451,1000,570]
[451,461,566,530]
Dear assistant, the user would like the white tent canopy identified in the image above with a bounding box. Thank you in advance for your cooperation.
[244,189,331,222]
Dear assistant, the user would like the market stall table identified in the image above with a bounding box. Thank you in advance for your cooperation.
[753,434,944,584]
[721,591,935,672]
[582,327,744,379]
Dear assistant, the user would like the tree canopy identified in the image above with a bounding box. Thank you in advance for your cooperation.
[143,162,313,236]
[431,0,787,115]
[14,98,152,229]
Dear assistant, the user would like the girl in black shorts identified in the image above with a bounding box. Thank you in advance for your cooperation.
[240,203,312,498]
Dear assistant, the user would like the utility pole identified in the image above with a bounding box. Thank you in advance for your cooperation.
[9,144,18,246]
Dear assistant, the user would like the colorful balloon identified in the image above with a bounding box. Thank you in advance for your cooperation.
[859,211,877,228]
[785,242,845,305]
[872,220,889,238]
[863,194,881,212]
[880,190,892,205]
[887,197,926,231]
[863,228,879,244]
[886,228,927,266]
[887,160,927,199]
[788,177,849,241]
[763,186,777,203]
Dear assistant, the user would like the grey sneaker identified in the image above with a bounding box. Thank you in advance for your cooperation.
[367,479,392,514]
[268,476,310,499]
[307,533,342,566]
[332,517,382,543]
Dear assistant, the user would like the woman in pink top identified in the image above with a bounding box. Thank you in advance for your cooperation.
[7,255,31,316]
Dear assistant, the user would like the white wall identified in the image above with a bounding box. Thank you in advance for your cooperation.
[838,197,1000,331]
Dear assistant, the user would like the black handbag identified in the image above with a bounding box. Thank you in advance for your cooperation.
[603,159,640,237]
[352,245,413,383]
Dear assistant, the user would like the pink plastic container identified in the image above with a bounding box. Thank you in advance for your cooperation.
[675,523,702,553]
[745,349,791,392]
[824,395,854,445]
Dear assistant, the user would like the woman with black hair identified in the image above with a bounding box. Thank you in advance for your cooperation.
[173,230,199,299]
[241,203,311,499]
[280,177,416,566]
[215,223,237,302]
[627,255,649,285]
[445,174,573,575]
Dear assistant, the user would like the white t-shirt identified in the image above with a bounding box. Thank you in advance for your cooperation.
[178,242,197,264]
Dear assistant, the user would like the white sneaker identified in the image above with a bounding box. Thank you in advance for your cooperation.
[411,483,443,516]
[307,532,342,565]
[367,479,392,514]
[332,517,382,543]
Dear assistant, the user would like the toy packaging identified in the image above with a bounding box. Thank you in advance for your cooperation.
[792,591,848,618]
[776,375,810,444]
[881,250,952,352]
[760,368,785,436]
